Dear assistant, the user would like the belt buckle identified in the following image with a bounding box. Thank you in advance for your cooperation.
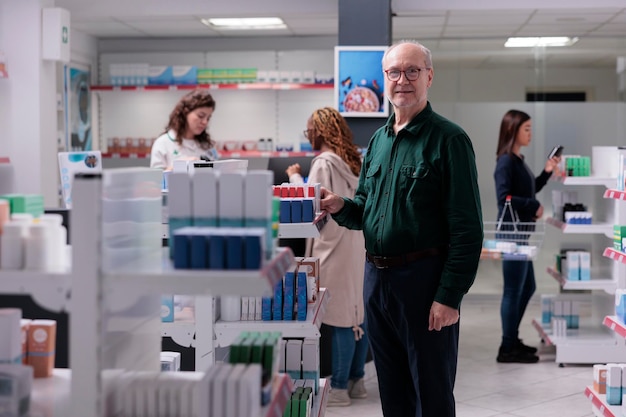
[374,256,389,269]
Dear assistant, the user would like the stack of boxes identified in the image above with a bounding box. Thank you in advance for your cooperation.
[273,183,320,224]
[540,294,582,330]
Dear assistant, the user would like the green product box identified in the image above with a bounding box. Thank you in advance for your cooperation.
[0,194,44,217]
[212,68,229,84]
[226,68,242,83]
[240,68,258,82]
[614,225,626,251]
[581,156,591,176]
[196,68,213,83]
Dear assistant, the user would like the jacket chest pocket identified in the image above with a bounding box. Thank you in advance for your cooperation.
[399,164,438,205]
[365,163,381,194]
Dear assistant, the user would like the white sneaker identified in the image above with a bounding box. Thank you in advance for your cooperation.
[348,378,367,399]
[327,388,351,407]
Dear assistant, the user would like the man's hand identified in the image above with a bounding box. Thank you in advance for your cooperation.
[428,301,459,331]
[320,186,345,214]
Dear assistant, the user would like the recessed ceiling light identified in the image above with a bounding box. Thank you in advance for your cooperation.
[505,37,579,48]
[201,17,286,30]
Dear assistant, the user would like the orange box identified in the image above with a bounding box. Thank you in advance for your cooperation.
[295,256,320,303]
[593,364,607,394]
[26,319,56,378]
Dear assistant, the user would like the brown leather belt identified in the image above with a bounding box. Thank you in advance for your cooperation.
[366,247,444,269]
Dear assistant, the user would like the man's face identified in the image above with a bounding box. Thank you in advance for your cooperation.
[383,44,433,111]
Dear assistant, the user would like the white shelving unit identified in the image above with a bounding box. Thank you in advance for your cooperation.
[542,178,626,365]
[0,169,297,417]
[215,288,329,347]
[278,211,329,239]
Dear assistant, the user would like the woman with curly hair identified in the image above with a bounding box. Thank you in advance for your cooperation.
[286,107,368,407]
[150,89,218,169]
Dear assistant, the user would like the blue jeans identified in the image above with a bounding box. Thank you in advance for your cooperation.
[364,254,457,417]
[500,260,536,349]
[329,324,369,389]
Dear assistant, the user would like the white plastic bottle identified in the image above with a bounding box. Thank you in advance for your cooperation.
[38,214,67,271]
[24,223,51,271]
[0,222,26,270]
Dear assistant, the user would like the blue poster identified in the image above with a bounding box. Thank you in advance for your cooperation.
[334,46,388,118]
[68,66,92,151]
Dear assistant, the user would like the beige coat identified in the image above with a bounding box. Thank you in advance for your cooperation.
[299,152,365,328]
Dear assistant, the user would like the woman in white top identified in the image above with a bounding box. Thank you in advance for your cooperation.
[150,89,219,169]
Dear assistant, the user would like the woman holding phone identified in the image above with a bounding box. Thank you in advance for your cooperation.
[493,109,561,363]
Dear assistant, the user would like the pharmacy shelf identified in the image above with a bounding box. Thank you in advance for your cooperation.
[312,378,329,417]
[531,318,626,364]
[546,217,613,237]
[585,386,620,417]
[262,373,294,417]
[104,247,294,297]
[604,189,626,201]
[546,267,617,293]
[560,176,617,188]
[30,368,71,417]
[278,211,329,239]
[102,150,321,159]
[161,320,196,348]
[603,316,626,339]
[0,270,71,312]
[604,248,626,264]
[214,288,329,347]
[29,369,293,417]
[91,83,334,92]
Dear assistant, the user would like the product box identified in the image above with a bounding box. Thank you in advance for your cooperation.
[0,364,33,417]
[295,257,320,303]
[594,364,608,394]
[0,308,22,364]
[172,65,198,85]
[302,338,320,394]
[26,319,56,378]
[161,295,174,322]
[606,364,622,405]
[147,65,174,85]
[614,226,626,252]
[285,339,302,380]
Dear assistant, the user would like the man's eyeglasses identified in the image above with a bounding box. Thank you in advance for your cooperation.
[303,129,314,139]
[384,68,430,82]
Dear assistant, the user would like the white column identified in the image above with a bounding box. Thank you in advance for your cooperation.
[0,0,59,206]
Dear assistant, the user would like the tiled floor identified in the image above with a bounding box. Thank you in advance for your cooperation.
[325,294,597,417]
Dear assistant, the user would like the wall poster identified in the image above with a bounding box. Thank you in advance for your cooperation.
[64,63,92,151]
[334,46,389,118]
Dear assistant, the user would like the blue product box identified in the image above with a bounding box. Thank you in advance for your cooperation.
[280,199,291,223]
[173,232,190,269]
[190,233,208,269]
[148,66,174,85]
[296,272,308,321]
[302,199,314,222]
[273,279,283,320]
[208,234,225,269]
[161,295,174,322]
[291,200,303,223]
[262,297,273,321]
[226,235,243,269]
[244,234,262,270]
[172,66,198,85]
[283,272,295,321]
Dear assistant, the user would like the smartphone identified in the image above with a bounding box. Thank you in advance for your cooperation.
[548,145,564,159]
